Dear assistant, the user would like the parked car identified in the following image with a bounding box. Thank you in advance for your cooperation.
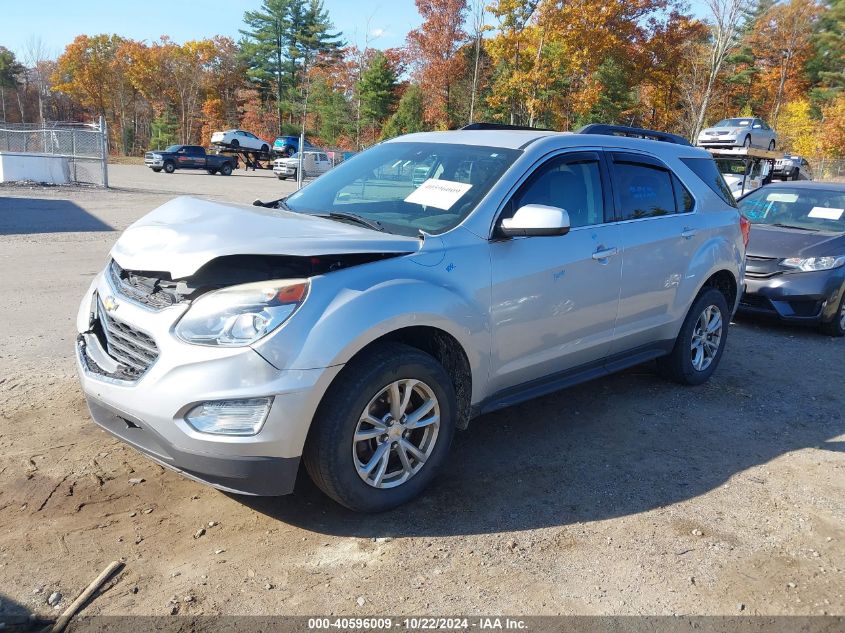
[272,135,317,157]
[210,129,270,153]
[76,125,746,512]
[144,145,236,175]
[774,154,813,181]
[697,117,777,150]
[737,182,845,335]
[272,151,332,180]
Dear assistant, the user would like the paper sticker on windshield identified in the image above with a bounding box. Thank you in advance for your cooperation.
[808,206,844,220]
[766,192,799,203]
[405,179,472,210]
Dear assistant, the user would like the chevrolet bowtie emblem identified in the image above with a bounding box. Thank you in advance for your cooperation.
[103,295,119,312]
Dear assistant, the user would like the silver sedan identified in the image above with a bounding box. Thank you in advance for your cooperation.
[697,117,777,150]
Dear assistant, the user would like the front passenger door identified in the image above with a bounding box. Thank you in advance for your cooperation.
[489,151,623,393]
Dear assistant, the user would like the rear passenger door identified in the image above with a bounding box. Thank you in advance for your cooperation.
[606,152,703,355]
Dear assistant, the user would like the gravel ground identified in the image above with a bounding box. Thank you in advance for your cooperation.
[0,165,843,621]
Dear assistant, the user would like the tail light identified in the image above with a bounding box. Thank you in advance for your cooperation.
[739,214,751,249]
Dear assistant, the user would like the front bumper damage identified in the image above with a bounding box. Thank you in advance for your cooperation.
[75,271,341,496]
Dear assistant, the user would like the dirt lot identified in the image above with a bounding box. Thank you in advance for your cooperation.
[0,165,843,620]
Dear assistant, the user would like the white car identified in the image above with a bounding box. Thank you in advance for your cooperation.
[273,151,332,180]
[697,117,777,150]
[210,129,270,153]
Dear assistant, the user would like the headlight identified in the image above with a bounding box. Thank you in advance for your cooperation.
[175,279,309,346]
[152,153,162,159]
[780,256,845,272]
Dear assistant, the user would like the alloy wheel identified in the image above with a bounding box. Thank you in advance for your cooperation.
[690,305,723,372]
[840,300,845,330]
[353,379,440,489]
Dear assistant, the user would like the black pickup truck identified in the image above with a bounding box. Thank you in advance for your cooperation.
[144,145,237,175]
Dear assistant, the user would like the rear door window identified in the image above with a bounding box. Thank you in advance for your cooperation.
[610,156,678,219]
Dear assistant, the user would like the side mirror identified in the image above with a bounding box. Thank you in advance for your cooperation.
[500,204,570,237]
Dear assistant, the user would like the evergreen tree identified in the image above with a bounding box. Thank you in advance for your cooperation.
[808,0,845,104]
[358,51,398,143]
[0,47,24,122]
[240,0,343,132]
[310,76,350,145]
[381,85,426,140]
[577,58,636,127]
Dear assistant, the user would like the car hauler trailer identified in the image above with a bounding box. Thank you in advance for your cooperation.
[706,147,781,198]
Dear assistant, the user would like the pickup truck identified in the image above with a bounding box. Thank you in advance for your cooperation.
[144,145,236,175]
[272,151,332,180]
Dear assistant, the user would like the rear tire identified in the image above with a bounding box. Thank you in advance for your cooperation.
[303,342,457,513]
[219,162,233,176]
[277,175,287,180]
[768,140,776,150]
[230,139,239,148]
[657,288,730,386]
[163,161,175,174]
[820,293,845,337]
[260,144,269,153]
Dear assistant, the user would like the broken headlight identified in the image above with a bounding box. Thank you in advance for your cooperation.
[175,279,309,347]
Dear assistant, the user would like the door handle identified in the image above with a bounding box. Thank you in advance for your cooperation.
[592,247,618,260]
[681,227,697,239]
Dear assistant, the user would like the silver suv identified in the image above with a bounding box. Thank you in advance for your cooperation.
[76,125,747,512]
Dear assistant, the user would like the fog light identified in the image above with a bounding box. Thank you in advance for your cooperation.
[184,398,272,436]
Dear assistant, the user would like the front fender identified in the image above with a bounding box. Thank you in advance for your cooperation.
[252,265,491,405]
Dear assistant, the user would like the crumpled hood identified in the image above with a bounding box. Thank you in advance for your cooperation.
[747,224,845,259]
[111,196,421,278]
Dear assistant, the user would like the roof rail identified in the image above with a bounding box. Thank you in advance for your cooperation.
[460,122,553,132]
[578,124,692,146]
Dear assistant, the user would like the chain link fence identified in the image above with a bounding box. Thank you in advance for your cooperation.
[0,119,108,187]
[810,158,845,183]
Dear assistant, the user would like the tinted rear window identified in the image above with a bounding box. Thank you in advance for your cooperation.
[681,158,737,207]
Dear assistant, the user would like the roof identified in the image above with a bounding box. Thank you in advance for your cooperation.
[387,129,711,157]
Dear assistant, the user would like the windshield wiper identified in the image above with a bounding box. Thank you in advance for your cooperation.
[325,211,385,232]
[771,223,819,232]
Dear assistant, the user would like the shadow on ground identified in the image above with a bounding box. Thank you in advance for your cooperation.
[0,593,38,631]
[0,197,113,235]
[241,321,845,537]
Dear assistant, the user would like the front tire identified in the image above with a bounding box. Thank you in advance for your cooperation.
[657,288,730,386]
[230,139,239,148]
[151,167,162,173]
[163,161,175,174]
[768,140,776,150]
[743,135,752,148]
[303,343,457,512]
[260,144,269,153]
[820,292,845,337]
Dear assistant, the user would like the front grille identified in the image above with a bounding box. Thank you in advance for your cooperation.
[108,260,178,309]
[96,296,159,376]
[745,255,782,279]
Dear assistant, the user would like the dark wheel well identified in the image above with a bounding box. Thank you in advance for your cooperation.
[341,326,473,429]
[701,270,737,308]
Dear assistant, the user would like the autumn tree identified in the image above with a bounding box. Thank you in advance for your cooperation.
[818,92,845,156]
[777,98,819,154]
[691,0,751,138]
[406,0,469,128]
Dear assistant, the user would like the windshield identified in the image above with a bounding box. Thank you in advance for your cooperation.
[164,145,181,153]
[715,118,753,128]
[739,187,845,232]
[283,142,520,236]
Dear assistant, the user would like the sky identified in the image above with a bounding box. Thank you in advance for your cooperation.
[2,0,425,59]
[2,0,709,61]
